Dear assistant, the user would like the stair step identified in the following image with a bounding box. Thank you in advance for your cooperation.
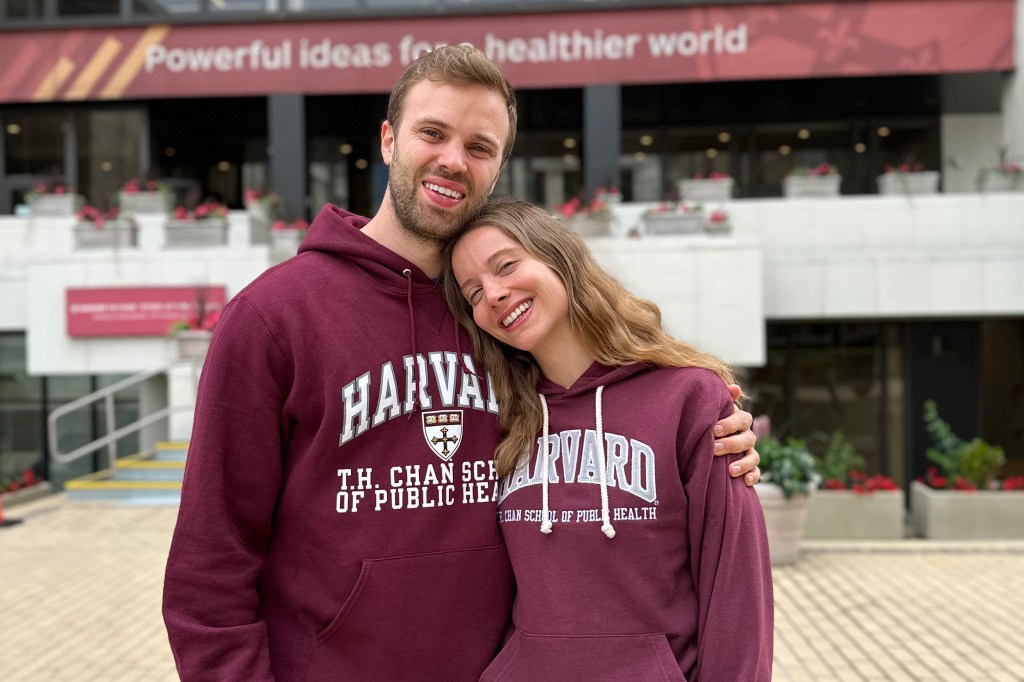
[115,459,185,482]
[153,441,190,462]
[65,470,181,505]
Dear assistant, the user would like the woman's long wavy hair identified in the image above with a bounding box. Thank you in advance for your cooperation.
[442,197,736,477]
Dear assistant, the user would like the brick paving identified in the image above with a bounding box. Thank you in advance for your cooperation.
[1,496,1022,681]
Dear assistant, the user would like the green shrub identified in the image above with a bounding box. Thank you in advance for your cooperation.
[923,400,1005,489]
[758,436,818,499]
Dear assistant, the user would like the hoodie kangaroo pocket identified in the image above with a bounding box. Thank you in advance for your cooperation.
[306,544,513,682]
[480,629,686,682]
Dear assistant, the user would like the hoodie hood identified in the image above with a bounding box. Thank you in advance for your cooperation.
[299,204,438,291]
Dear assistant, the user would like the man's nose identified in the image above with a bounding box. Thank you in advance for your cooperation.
[438,142,469,174]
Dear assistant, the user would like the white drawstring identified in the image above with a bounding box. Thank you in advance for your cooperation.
[595,386,616,539]
[536,387,616,539]
[539,394,553,534]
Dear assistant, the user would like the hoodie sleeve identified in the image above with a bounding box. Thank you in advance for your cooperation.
[163,295,291,682]
[681,376,773,682]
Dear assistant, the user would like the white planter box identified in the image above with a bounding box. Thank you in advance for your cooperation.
[978,171,1024,192]
[679,177,734,202]
[165,219,228,247]
[29,194,83,216]
[245,200,274,245]
[270,229,306,254]
[73,220,137,249]
[754,483,812,566]
[877,171,940,196]
[804,489,905,539]
[174,330,213,361]
[704,219,732,236]
[910,480,1024,539]
[119,191,170,215]
[565,215,614,238]
[644,212,704,236]
[783,174,842,198]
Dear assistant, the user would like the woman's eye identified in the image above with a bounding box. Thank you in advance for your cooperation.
[499,260,516,272]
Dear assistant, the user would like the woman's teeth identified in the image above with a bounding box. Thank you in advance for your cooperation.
[503,301,532,327]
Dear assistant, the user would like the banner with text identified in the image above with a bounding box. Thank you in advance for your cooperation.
[66,286,227,337]
[2,0,1013,103]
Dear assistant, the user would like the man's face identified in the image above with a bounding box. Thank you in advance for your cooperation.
[382,80,510,244]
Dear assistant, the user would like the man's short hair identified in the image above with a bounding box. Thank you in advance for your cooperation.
[388,44,518,165]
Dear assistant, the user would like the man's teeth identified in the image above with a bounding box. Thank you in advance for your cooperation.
[503,301,532,327]
[424,182,464,199]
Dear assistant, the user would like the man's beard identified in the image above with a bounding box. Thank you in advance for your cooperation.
[388,144,488,245]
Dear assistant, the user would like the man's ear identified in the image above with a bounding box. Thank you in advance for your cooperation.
[381,120,395,166]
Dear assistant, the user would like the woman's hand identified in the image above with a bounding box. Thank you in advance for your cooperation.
[714,385,760,486]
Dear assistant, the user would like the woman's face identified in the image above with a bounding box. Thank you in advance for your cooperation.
[451,226,574,359]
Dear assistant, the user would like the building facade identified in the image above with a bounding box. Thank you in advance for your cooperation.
[1,0,1022,493]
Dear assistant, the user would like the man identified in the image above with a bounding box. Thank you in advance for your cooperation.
[163,45,760,681]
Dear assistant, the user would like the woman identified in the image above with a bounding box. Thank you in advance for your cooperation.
[442,197,773,681]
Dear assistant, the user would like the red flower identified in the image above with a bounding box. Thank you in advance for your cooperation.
[53,185,66,195]
[123,179,140,194]
[173,206,189,220]
[824,478,845,490]
[1003,476,1024,491]
[953,476,976,491]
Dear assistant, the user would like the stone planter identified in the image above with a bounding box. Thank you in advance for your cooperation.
[270,229,306,254]
[783,174,842,198]
[910,480,1024,539]
[173,330,213,361]
[72,220,137,249]
[565,215,614,238]
[644,212,704,236]
[804,489,905,540]
[978,170,1023,193]
[119,191,170,215]
[754,483,812,566]
[878,171,940,196]
[704,218,732,236]
[164,219,228,247]
[246,201,272,245]
[29,193,83,216]
[679,177,734,203]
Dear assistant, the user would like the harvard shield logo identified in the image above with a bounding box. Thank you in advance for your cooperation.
[422,410,463,462]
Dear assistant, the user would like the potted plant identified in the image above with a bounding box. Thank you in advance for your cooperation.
[977,162,1023,192]
[642,201,704,236]
[26,182,84,216]
[244,188,283,245]
[72,205,137,249]
[910,400,1023,539]
[703,207,731,235]
[270,218,309,255]
[117,178,171,215]
[168,287,222,361]
[165,201,230,247]
[877,162,941,196]
[782,163,842,198]
[754,436,818,565]
[556,193,616,238]
[679,171,734,203]
[804,431,904,539]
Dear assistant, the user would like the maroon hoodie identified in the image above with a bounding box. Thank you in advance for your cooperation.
[480,362,773,681]
[163,205,514,681]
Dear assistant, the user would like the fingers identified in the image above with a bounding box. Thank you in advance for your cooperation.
[726,383,743,402]
[728,448,761,486]
[713,428,757,457]
[713,407,754,440]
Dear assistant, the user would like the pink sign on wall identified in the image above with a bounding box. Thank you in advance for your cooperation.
[66,286,227,337]
[0,0,1013,103]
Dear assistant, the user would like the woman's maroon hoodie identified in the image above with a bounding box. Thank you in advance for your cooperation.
[163,205,513,681]
[481,362,773,681]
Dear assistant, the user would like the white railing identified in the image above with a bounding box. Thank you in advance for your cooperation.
[48,358,201,471]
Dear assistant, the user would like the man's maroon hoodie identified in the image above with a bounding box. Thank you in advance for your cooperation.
[163,205,513,681]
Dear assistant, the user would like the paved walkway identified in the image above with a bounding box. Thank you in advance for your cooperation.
[1,496,1022,681]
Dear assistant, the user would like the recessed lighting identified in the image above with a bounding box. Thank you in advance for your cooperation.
[355,158,369,170]
[563,138,577,149]
[100,161,113,171]
[6,124,21,135]
[639,135,653,147]
[779,145,792,155]
[706,148,718,159]
[165,147,176,157]
[718,132,731,143]
[217,161,231,171]
[797,129,811,140]
[339,143,353,155]
[854,143,867,153]
[877,126,891,137]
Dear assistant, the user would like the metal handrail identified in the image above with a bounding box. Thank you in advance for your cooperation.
[48,358,201,471]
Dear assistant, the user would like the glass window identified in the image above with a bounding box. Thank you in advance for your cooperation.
[57,0,119,16]
[132,0,201,16]
[0,334,44,489]
[209,0,270,12]
[2,0,45,19]
[4,110,66,179]
[78,109,144,211]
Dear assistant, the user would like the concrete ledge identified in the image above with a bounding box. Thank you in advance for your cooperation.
[911,480,1024,539]
[804,489,905,539]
